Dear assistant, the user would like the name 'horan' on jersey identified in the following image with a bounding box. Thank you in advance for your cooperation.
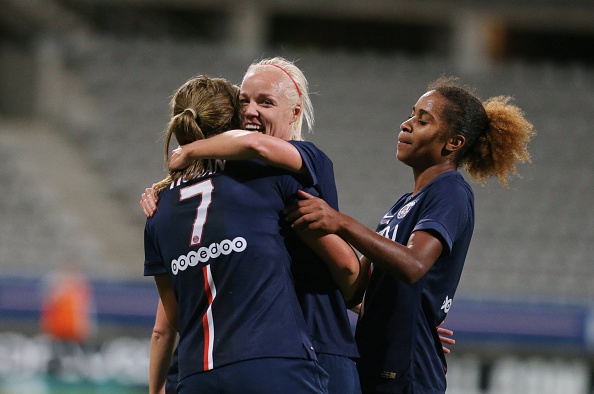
[167,158,227,191]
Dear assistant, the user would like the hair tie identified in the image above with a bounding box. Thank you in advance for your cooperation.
[268,64,302,98]
[185,108,199,123]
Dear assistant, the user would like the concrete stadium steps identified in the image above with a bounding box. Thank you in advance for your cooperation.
[0,119,142,279]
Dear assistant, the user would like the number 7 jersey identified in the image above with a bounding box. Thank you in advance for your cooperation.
[144,159,317,383]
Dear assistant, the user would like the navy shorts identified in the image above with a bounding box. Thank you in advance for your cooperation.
[177,357,329,394]
[317,353,361,394]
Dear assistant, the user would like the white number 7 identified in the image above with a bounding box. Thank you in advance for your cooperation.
[179,179,214,246]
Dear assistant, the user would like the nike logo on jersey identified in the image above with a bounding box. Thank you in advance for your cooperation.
[380,213,395,225]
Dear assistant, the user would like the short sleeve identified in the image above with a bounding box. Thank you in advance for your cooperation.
[288,141,339,210]
[413,179,473,256]
[144,222,168,277]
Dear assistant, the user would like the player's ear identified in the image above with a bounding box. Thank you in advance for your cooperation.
[446,134,465,153]
[291,104,302,123]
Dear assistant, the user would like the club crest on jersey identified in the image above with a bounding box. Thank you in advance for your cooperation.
[397,200,416,219]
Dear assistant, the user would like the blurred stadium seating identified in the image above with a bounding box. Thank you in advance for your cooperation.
[27,34,593,302]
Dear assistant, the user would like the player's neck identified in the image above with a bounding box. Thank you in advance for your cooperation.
[411,163,456,195]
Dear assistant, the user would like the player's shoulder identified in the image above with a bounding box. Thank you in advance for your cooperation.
[289,140,332,163]
[419,172,473,208]
[289,140,323,153]
[429,171,471,193]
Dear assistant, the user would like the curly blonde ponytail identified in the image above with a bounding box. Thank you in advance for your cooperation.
[464,96,535,186]
[429,76,535,187]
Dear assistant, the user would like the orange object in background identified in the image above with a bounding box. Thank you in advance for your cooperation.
[40,272,93,343]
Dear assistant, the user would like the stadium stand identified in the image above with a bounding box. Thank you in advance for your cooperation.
[0,118,141,279]
[49,35,594,304]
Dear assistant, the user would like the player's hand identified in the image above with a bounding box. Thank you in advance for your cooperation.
[285,190,342,234]
[140,187,158,218]
[437,326,455,354]
[169,145,192,171]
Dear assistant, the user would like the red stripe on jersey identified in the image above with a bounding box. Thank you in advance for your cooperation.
[202,265,216,370]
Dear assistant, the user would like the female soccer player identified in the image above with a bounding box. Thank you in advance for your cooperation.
[284,76,535,393]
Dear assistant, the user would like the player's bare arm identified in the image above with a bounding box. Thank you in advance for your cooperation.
[154,274,178,332]
[141,130,307,217]
[297,231,368,308]
[286,190,443,284]
[168,130,306,174]
[149,300,177,394]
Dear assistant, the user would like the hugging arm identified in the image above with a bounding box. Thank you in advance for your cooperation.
[286,191,442,284]
[141,131,307,217]
[169,130,307,174]
[287,191,456,350]
[298,231,369,308]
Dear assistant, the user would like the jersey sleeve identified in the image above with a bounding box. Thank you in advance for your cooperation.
[413,180,473,256]
[144,221,168,277]
[280,175,321,206]
[288,141,339,210]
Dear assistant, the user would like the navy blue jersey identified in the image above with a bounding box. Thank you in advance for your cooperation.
[289,141,359,360]
[355,171,474,393]
[144,159,317,383]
